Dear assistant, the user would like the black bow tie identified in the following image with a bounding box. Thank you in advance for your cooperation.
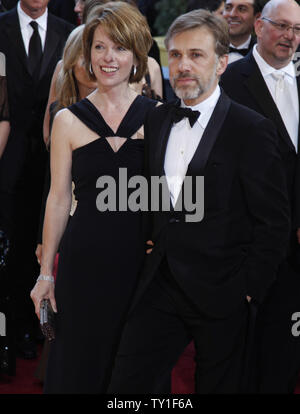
[229,46,249,57]
[171,107,200,128]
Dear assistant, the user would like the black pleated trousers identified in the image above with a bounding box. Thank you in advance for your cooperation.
[108,259,249,394]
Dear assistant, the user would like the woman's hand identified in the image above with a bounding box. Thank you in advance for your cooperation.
[35,244,43,265]
[30,280,57,320]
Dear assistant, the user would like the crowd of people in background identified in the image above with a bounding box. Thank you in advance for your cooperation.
[0,0,299,394]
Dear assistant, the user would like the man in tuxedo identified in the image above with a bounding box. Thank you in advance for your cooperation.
[221,0,300,393]
[223,0,263,63]
[0,0,73,358]
[108,9,290,393]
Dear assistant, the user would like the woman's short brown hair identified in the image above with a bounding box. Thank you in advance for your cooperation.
[82,1,153,83]
[82,0,138,23]
[165,9,229,57]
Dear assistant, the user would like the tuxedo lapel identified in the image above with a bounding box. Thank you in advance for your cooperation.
[244,54,295,152]
[39,14,60,80]
[186,91,231,176]
[172,92,231,213]
[5,9,30,76]
[155,94,231,212]
[155,102,178,176]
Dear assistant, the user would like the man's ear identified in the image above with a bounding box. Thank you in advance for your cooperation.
[255,17,263,38]
[216,54,228,76]
[255,11,261,21]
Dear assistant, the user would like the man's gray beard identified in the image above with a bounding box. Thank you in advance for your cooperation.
[172,70,218,101]
[173,81,203,101]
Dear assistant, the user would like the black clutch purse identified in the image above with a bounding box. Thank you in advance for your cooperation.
[40,299,55,341]
[0,229,10,270]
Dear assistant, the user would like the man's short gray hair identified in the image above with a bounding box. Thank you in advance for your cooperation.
[164,9,230,57]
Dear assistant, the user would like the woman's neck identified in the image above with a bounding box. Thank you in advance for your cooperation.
[89,83,138,112]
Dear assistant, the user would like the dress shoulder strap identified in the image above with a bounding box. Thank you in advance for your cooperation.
[68,96,158,138]
[68,99,112,137]
[117,95,158,138]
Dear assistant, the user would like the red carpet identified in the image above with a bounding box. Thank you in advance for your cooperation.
[172,342,300,394]
[0,348,43,394]
[2,256,295,393]
[172,342,195,393]
[0,341,299,394]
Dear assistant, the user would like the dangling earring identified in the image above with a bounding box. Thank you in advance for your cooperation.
[133,65,137,76]
[89,63,94,75]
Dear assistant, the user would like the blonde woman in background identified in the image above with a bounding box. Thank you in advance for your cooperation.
[36,25,97,264]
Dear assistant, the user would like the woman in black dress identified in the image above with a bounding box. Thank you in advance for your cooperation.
[30,1,157,393]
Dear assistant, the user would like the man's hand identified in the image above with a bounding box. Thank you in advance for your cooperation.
[146,240,154,254]
[246,295,252,303]
[297,228,300,244]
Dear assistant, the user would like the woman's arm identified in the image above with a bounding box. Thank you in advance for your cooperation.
[43,60,62,146]
[0,120,10,158]
[0,74,10,157]
[31,109,73,317]
[147,57,163,100]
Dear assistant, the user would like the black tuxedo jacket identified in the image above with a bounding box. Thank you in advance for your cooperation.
[136,91,290,318]
[0,7,74,194]
[221,52,300,234]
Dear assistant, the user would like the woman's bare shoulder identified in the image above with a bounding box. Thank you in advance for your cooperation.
[51,108,81,145]
[53,107,78,127]
[147,56,160,72]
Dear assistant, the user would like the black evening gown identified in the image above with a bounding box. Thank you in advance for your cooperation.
[44,95,157,393]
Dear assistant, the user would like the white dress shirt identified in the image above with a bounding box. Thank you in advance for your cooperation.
[164,85,221,207]
[228,35,252,65]
[253,44,299,152]
[17,1,48,54]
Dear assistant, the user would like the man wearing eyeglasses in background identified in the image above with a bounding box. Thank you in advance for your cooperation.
[221,0,300,394]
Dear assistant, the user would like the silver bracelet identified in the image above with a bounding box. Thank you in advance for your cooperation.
[37,274,55,283]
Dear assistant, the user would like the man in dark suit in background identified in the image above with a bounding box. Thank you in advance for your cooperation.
[108,9,290,393]
[221,0,300,393]
[0,0,73,359]
[223,0,264,63]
